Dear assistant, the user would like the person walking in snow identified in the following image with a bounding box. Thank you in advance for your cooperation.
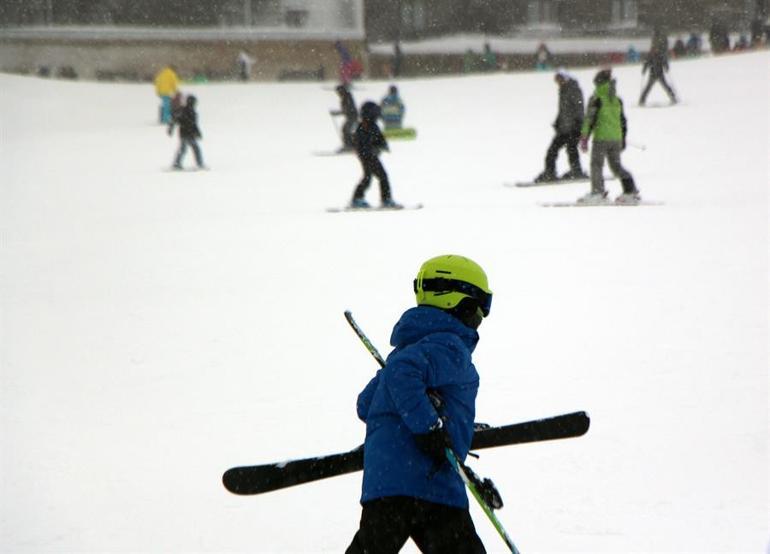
[350,101,399,209]
[154,64,179,124]
[347,254,492,554]
[578,69,640,205]
[331,83,358,152]
[534,69,587,183]
[639,47,677,106]
[168,94,205,170]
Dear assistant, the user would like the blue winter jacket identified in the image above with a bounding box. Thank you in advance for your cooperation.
[356,306,480,508]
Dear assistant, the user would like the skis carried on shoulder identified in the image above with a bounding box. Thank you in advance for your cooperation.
[342,310,527,552]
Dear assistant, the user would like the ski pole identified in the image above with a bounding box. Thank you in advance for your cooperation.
[446,448,520,554]
[329,111,342,138]
[344,310,521,553]
[344,310,385,366]
[626,141,647,151]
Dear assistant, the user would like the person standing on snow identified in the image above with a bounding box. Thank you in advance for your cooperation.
[347,254,492,554]
[331,83,358,152]
[350,101,400,209]
[578,69,640,205]
[168,94,205,170]
[237,51,255,81]
[154,64,179,124]
[534,69,587,182]
[639,47,677,106]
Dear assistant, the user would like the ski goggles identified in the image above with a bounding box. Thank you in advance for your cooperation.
[414,278,493,317]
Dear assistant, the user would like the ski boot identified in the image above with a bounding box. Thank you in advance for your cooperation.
[534,170,558,183]
[562,169,589,180]
[615,192,641,205]
[350,198,370,209]
[381,199,403,209]
[577,190,609,205]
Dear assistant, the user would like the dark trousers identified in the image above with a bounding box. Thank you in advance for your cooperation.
[353,155,392,203]
[346,496,486,554]
[174,137,204,168]
[342,118,357,148]
[640,74,677,104]
[545,129,582,174]
[590,140,637,194]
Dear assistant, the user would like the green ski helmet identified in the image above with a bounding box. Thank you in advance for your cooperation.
[413,255,492,318]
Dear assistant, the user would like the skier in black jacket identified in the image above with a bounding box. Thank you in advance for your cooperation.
[534,70,587,182]
[331,84,358,152]
[640,48,677,106]
[168,95,205,170]
[350,102,400,209]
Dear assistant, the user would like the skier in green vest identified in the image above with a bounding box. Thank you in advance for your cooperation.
[578,68,641,205]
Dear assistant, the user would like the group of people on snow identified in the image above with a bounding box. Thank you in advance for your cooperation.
[154,64,206,171]
[533,42,680,205]
[330,83,407,209]
[146,32,711,552]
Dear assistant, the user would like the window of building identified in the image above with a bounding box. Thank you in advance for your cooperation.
[401,0,426,32]
[527,1,556,25]
[611,0,637,25]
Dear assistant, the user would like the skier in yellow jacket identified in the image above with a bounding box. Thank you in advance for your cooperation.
[154,65,179,124]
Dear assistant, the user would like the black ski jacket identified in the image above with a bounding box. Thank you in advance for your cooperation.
[354,120,388,160]
[642,50,670,77]
[554,78,585,134]
[334,89,358,121]
[170,105,201,140]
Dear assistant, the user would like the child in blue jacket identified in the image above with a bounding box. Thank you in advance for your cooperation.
[380,85,405,130]
[346,254,492,554]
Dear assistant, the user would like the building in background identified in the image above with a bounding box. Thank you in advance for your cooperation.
[0,0,365,81]
[364,0,768,41]
[0,0,766,80]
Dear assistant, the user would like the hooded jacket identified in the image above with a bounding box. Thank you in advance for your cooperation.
[154,66,179,97]
[356,306,480,508]
[554,77,585,134]
[581,80,627,143]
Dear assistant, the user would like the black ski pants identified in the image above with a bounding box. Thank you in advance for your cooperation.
[353,155,392,203]
[545,128,583,174]
[342,117,357,148]
[174,137,204,168]
[640,74,677,104]
[346,496,486,554]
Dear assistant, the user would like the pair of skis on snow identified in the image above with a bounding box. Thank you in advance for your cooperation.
[506,176,662,207]
[222,311,590,552]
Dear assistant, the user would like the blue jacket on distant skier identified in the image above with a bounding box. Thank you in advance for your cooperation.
[380,85,405,129]
[356,305,479,509]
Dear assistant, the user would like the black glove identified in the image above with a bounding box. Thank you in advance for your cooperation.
[414,419,452,465]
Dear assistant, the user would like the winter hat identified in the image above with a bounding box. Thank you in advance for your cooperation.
[555,67,571,80]
[360,101,381,121]
[594,68,612,85]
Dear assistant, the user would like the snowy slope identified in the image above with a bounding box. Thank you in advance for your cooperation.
[1,51,768,553]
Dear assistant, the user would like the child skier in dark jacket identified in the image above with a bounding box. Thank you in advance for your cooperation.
[168,95,205,170]
[350,101,400,209]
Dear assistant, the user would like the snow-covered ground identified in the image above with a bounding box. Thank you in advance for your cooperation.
[1,51,768,553]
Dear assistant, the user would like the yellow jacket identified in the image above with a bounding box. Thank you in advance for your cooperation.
[154,67,179,96]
